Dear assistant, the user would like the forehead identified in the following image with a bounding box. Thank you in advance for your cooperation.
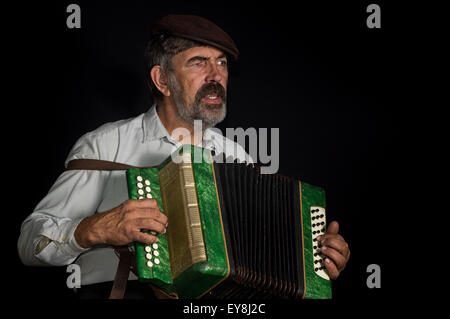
[174,46,227,63]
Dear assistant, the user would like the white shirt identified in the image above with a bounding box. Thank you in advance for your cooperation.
[17,105,251,285]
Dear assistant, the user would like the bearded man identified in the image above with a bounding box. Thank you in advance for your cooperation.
[17,14,349,299]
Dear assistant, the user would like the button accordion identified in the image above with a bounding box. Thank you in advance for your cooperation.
[126,146,332,299]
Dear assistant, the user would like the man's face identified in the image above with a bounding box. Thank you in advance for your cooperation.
[168,46,228,128]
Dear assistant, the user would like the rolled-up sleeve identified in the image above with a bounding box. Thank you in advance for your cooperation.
[17,130,115,266]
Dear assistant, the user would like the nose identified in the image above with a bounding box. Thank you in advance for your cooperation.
[205,62,223,83]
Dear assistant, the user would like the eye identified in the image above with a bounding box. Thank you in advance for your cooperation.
[191,60,206,67]
[217,60,228,67]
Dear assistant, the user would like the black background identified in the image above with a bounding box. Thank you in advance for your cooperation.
[5,0,427,315]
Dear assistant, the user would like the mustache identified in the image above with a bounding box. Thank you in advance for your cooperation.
[195,82,226,101]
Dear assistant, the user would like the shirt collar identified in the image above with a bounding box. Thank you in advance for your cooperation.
[142,104,172,142]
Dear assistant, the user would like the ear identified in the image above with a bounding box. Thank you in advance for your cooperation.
[150,66,171,97]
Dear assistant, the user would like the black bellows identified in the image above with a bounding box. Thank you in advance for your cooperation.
[204,160,305,299]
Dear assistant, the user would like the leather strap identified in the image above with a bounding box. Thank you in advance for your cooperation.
[149,284,179,299]
[66,159,141,171]
[109,247,133,299]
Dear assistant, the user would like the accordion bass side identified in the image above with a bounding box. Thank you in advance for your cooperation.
[125,146,332,299]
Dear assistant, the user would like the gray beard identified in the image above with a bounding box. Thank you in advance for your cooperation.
[168,73,227,128]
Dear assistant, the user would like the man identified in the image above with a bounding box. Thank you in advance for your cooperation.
[17,14,350,298]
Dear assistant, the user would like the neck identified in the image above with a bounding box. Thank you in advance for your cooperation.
[156,99,204,145]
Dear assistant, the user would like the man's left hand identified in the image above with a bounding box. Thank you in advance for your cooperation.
[316,221,350,280]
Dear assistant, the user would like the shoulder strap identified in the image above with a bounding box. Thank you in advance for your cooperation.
[109,247,134,299]
[66,159,142,171]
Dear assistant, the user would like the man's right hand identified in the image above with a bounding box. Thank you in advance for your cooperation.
[74,199,168,248]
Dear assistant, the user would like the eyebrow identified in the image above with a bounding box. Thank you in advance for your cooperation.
[186,53,227,65]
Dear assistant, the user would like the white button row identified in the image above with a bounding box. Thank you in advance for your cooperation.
[137,175,159,269]
[146,258,160,267]
[136,176,152,199]
[144,242,160,268]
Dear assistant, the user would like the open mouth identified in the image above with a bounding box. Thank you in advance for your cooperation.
[202,94,222,104]
[196,82,226,106]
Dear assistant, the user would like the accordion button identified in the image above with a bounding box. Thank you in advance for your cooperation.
[138,189,144,195]
[137,176,143,182]
[144,246,151,253]
[147,261,153,268]
[137,182,143,188]
[153,250,159,257]
[152,243,158,250]
[146,253,152,260]
[145,186,151,192]
[154,258,160,265]
[146,193,152,199]
[145,180,150,186]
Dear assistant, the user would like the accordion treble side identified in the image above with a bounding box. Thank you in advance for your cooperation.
[126,146,332,299]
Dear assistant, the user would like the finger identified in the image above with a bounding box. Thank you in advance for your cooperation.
[316,221,339,242]
[326,221,339,235]
[316,235,345,250]
[321,246,347,271]
[317,233,345,243]
[133,231,159,245]
[324,257,339,280]
[321,237,350,259]
[133,208,168,226]
[126,198,159,210]
[136,218,167,234]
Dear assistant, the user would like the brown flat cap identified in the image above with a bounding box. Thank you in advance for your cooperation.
[150,14,239,60]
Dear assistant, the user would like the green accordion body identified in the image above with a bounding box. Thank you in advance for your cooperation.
[125,146,332,299]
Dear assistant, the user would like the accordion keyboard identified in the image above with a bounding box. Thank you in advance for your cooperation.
[310,206,330,280]
[135,175,161,268]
